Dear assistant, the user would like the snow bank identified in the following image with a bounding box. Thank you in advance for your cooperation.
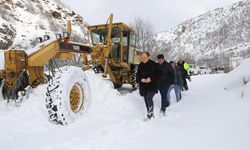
[26,39,56,56]
[84,70,144,119]
[224,58,250,91]
[0,84,51,141]
[0,51,4,70]
[0,68,144,147]
[0,64,249,150]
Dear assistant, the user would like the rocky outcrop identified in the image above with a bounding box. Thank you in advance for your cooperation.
[0,24,16,49]
[51,11,62,19]
[0,0,88,50]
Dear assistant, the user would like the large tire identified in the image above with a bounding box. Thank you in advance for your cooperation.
[131,65,138,90]
[1,71,29,102]
[45,66,90,125]
[114,83,122,89]
[0,79,4,100]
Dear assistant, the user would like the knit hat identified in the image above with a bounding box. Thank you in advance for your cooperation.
[169,61,174,64]
[157,54,164,59]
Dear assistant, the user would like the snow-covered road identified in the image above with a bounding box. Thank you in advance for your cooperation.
[0,59,250,150]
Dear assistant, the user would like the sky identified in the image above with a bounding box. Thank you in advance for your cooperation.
[61,0,240,33]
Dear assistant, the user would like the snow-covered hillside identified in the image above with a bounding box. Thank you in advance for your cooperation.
[0,58,249,150]
[154,0,250,67]
[0,0,87,50]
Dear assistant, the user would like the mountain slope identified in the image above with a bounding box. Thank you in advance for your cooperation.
[154,0,250,67]
[0,0,87,50]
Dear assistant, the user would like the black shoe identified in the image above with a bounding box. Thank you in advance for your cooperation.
[160,110,166,116]
[160,107,166,112]
[147,112,154,119]
[160,107,166,116]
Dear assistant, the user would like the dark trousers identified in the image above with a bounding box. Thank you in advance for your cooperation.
[182,77,189,91]
[159,84,170,111]
[143,91,155,114]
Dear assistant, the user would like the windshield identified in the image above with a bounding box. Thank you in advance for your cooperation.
[110,28,121,62]
[90,28,121,45]
[129,32,136,46]
[91,32,101,45]
[128,32,136,63]
[91,29,107,45]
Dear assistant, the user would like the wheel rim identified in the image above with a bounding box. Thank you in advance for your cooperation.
[70,84,84,113]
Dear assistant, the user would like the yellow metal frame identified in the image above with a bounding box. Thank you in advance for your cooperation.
[88,22,134,32]
[87,16,136,85]
[28,41,59,66]
[70,84,83,113]
[1,13,137,94]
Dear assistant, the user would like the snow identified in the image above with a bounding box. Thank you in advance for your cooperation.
[0,0,87,50]
[154,0,250,62]
[0,37,7,44]
[0,59,250,150]
[26,39,56,56]
[0,51,4,70]
[224,58,250,90]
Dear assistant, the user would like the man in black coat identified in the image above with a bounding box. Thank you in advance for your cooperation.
[136,52,160,119]
[177,58,191,91]
[157,54,175,115]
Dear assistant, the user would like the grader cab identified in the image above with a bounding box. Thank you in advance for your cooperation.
[0,14,140,125]
[88,22,138,88]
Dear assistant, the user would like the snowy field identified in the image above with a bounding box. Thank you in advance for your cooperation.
[0,59,250,150]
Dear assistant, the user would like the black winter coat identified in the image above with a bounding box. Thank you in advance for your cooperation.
[173,67,183,86]
[177,61,190,80]
[157,61,175,88]
[136,59,160,95]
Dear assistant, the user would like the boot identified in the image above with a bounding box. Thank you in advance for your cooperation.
[147,112,154,119]
[160,107,166,116]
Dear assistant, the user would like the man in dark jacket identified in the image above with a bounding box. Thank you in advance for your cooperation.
[168,61,182,102]
[177,58,191,91]
[157,54,174,115]
[136,52,159,119]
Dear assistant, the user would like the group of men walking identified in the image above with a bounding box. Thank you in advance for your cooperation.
[136,52,191,120]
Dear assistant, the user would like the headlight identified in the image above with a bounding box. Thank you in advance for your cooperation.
[44,35,50,41]
[36,37,43,43]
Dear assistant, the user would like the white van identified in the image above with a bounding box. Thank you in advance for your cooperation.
[189,64,200,75]
[190,65,211,75]
[198,66,211,74]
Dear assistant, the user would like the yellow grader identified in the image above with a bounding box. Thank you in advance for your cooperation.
[0,14,140,125]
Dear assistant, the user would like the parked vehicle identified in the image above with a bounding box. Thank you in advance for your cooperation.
[198,66,211,74]
[0,14,139,125]
[190,64,212,75]
[211,67,225,74]
[189,64,200,75]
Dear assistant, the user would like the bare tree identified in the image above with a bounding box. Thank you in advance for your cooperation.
[130,16,155,52]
